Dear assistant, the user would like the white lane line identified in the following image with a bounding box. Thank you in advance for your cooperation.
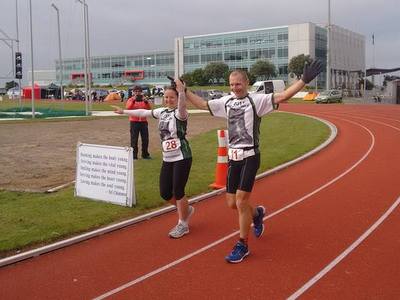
[287,195,400,300]
[93,118,374,300]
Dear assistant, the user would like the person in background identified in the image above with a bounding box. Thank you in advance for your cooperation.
[112,80,194,238]
[126,85,152,159]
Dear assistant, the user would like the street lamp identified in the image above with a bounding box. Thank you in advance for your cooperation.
[15,0,22,107]
[29,0,35,118]
[77,0,91,115]
[51,3,64,102]
[326,0,331,90]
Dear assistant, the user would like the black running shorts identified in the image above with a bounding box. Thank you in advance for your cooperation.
[159,158,192,201]
[226,153,260,193]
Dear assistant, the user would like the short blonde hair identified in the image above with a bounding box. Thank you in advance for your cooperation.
[229,69,249,81]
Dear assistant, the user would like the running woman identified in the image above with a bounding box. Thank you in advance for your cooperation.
[112,80,194,239]
[184,60,322,263]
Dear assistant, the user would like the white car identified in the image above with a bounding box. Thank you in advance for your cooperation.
[7,88,20,99]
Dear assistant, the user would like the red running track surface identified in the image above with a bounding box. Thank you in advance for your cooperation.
[0,104,399,300]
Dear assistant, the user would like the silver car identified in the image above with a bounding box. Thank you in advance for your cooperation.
[315,90,343,104]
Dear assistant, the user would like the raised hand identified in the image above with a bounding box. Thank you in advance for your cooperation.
[111,105,123,114]
[301,60,323,84]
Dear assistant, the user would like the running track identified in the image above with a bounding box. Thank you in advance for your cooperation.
[1,104,399,299]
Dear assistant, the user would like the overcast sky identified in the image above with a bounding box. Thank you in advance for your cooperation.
[0,0,399,86]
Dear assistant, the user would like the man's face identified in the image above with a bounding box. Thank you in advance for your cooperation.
[229,74,248,98]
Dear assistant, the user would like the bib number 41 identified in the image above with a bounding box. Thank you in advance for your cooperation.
[228,148,244,161]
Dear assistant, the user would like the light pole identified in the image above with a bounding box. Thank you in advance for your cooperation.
[15,0,22,107]
[326,0,331,91]
[51,3,64,102]
[77,0,91,115]
[29,0,35,118]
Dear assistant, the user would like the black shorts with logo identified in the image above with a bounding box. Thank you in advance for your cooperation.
[226,153,260,193]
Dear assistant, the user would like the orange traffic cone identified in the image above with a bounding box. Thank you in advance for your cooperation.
[209,129,229,189]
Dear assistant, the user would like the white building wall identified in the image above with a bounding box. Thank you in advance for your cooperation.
[330,25,365,72]
[288,23,315,60]
[288,23,315,84]
[330,25,365,89]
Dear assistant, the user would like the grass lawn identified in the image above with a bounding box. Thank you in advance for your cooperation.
[0,112,330,257]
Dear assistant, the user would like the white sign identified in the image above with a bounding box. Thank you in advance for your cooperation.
[75,143,135,207]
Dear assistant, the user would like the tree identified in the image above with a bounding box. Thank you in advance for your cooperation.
[204,62,229,84]
[359,78,374,90]
[249,60,276,80]
[288,54,312,79]
[5,80,19,90]
[383,75,400,87]
[180,72,194,86]
[191,68,208,86]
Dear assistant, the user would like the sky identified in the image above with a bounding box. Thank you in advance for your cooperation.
[0,0,399,87]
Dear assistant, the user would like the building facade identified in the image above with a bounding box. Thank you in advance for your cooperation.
[58,22,365,89]
[57,50,174,86]
[27,70,56,86]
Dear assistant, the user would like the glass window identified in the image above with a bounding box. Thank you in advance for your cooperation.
[201,53,222,63]
[277,47,288,58]
[277,33,288,42]
[184,55,199,64]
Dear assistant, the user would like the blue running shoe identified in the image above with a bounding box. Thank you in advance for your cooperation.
[225,241,250,263]
[253,206,266,238]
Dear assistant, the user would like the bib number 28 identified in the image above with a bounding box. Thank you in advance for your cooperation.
[162,138,181,152]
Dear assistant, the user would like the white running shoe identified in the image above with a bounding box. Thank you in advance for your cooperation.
[168,223,189,239]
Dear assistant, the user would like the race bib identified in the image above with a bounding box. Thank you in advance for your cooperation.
[228,148,244,161]
[162,138,181,152]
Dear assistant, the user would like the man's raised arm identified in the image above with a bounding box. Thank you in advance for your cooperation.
[185,90,208,110]
[274,60,322,104]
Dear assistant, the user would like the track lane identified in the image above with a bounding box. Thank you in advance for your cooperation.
[103,112,383,299]
[0,104,399,299]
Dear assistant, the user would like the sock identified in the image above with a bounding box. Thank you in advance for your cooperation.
[239,238,248,246]
[253,207,259,218]
[178,219,187,227]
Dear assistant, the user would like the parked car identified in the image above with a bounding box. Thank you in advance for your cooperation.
[250,80,285,94]
[315,90,343,104]
[208,89,224,99]
[6,88,20,99]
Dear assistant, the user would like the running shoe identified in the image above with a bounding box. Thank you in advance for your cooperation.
[253,206,266,238]
[168,223,189,239]
[225,241,250,263]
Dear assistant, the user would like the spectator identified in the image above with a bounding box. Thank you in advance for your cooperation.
[125,86,152,159]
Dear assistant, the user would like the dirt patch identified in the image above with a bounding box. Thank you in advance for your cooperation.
[0,114,225,192]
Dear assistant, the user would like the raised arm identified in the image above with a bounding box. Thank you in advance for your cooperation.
[175,79,188,120]
[111,105,152,117]
[274,60,322,104]
[185,90,208,110]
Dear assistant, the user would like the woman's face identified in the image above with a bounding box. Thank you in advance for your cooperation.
[164,89,178,108]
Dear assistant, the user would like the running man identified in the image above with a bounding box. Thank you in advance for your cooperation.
[182,60,322,263]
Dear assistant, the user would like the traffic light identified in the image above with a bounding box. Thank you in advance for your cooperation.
[15,52,22,79]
